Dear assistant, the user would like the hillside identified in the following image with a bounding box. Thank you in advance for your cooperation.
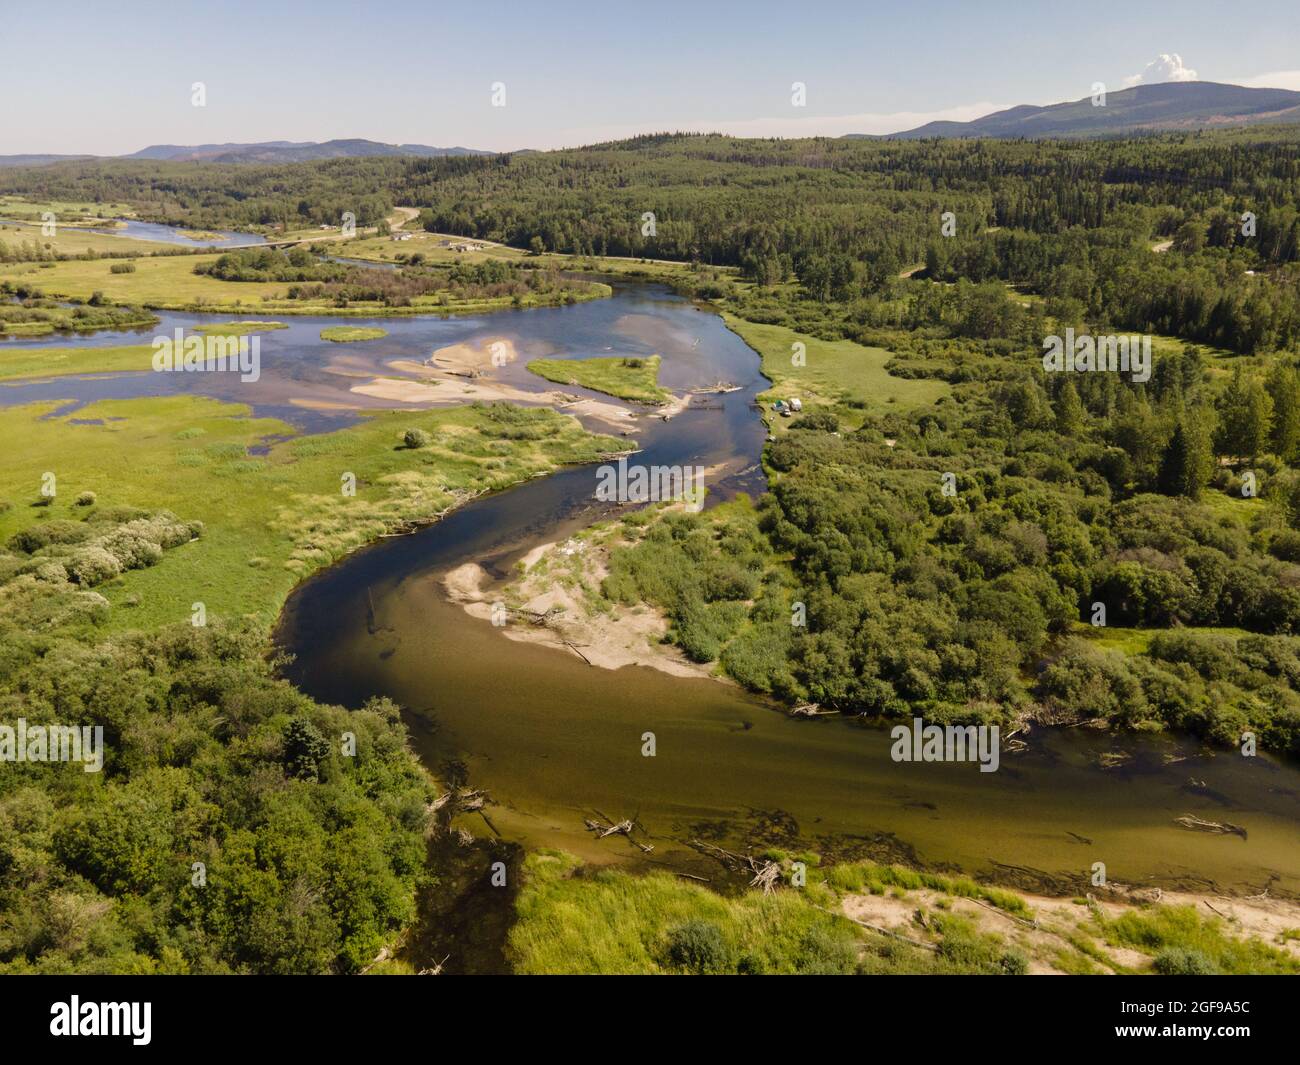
[874,82,1300,139]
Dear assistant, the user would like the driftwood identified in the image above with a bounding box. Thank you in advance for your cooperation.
[1174,814,1247,840]
[417,955,450,976]
[789,701,839,718]
[688,839,785,894]
[563,640,593,666]
[429,787,493,837]
[584,814,653,853]
[749,860,782,895]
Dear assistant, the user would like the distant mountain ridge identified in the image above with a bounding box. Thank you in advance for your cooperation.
[865,82,1300,140]
[0,139,490,167]
[125,139,490,162]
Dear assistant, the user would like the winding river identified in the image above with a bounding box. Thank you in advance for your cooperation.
[4,247,1298,971]
[270,286,1300,974]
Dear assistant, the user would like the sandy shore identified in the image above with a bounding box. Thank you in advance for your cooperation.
[442,534,715,679]
[842,883,1300,975]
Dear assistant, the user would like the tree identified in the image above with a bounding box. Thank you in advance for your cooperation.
[1214,368,1273,462]
[1054,379,1084,436]
[1158,420,1211,500]
[1266,363,1300,462]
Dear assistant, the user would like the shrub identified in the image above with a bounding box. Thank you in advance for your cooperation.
[663,919,734,974]
[1153,947,1217,975]
[75,491,97,506]
[403,428,431,449]
[65,545,122,586]
[109,262,136,274]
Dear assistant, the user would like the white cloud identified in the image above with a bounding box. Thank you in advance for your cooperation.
[1124,54,1199,88]
[1234,69,1300,91]
[549,101,1012,147]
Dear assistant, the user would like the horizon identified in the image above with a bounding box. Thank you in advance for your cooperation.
[3,0,1299,155]
[10,80,1300,160]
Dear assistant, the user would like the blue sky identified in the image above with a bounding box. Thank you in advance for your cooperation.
[3,0,1299,154]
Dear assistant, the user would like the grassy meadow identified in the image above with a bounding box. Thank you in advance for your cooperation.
[526,354,670,403]
[321,326,388,342]
[0,343,157,382]
[0,248,612,317]
[721,314,951,431]
[0,395,628,633]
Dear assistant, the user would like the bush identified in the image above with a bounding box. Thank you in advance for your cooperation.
[1153,947,1217,975]
[403,428,431,449]
[790,411,839,432]
[65,545,122,586]
[663,919,734,974]
[75,491,97,506]
[109,262,136,274]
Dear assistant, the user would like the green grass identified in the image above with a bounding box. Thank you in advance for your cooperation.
[1076,622,1256,656]
[821,861,1032,918]
[0,196,140,221]
[0,396,628,632]
[321,326,388,342]
[194,320,288,336]
[721,314,950,431]
[0,220,177,258]
[0,344,157,382]
[508,851,863,975]
[526,354,670,403]
[0,251,612,317]
[1096,905,1300,975]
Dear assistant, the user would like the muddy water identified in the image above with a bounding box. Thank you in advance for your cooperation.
[276,286,1300,975]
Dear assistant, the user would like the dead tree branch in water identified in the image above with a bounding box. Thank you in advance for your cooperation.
[688,839,784,893]
[584,814,654,853]
[1174,814,1247,840]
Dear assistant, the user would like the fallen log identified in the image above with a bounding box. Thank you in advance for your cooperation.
[1174,814,1247,840]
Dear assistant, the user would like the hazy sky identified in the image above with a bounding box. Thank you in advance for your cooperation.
[3,0,1299,154]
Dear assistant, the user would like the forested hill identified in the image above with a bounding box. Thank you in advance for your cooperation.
[874,82,1300,139]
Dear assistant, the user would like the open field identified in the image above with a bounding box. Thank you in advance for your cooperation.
[0,343,156,382]
[526,354,670,404]
[0,219,177,257]
[721,314,951,429]
[322,325,388,342]
[0,395,628,632]
[0,195,140,221]
[0,250,611,316]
